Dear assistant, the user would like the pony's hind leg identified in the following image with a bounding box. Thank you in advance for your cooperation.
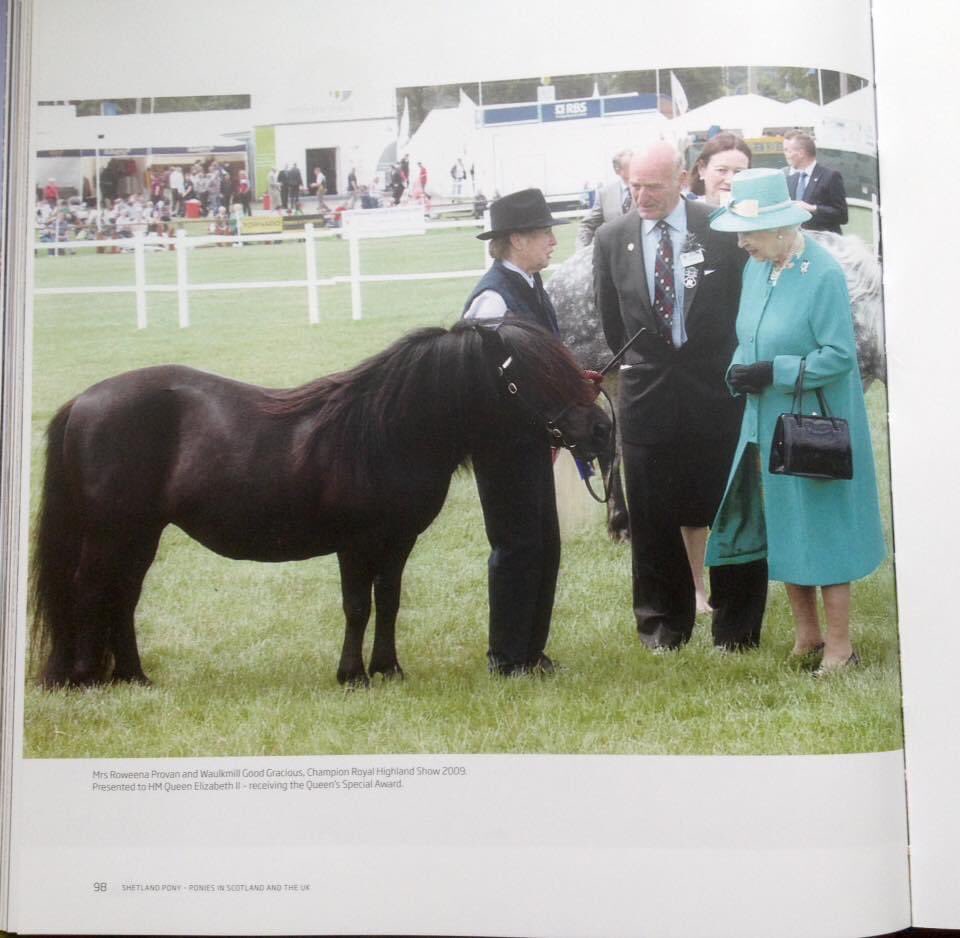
[368,535,417,680]
[335,550,375,686]
[69,529,159,686]
[108,529,164,684]
[41,632,78,688]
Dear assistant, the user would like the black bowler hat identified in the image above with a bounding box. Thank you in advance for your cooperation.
[476,187,568,240]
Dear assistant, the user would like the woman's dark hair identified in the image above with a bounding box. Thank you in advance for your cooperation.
[688,133,753,196]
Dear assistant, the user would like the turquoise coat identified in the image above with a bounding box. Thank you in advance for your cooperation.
[705,237,885,585]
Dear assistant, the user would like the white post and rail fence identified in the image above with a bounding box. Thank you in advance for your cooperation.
[34,199,879,327]
[34,205,499,328]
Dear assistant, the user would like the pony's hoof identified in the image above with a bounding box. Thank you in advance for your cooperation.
[370,664,405,681]
[64,664,107,688]
[111,670,152,686]
[39,673,69,690]
[608,524,630,543]
[336,669,370,688]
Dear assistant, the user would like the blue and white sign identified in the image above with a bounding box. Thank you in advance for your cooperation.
[541,99,601,122]
[479,93,660,128]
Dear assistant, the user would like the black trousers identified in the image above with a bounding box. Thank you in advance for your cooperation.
[472,429,560,670]
[622,438,767,649]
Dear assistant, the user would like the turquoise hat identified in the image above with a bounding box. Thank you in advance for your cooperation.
[709,168,811,232]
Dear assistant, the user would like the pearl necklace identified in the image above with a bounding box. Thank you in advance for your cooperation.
[768,233,805,285]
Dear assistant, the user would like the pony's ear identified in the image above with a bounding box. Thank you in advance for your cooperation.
[468,317,508,354]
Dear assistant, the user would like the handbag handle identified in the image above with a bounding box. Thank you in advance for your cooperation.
[791,359,839,425]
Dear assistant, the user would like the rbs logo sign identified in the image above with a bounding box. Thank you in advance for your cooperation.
[543,99,598,122]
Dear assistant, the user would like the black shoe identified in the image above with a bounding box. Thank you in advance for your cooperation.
[487,654,527,677]
[528,653,560,675]
[715,637,761,653]
[638,632,684,652]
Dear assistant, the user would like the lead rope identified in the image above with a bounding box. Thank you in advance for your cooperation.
[579,384,616,503]
[576,324,650,503]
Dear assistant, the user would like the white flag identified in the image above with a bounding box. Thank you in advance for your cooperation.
[670,72,688,117]
[397,97,410,152]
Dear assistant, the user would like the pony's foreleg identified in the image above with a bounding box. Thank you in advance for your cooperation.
[368,535,417,680]
[336,550,375,686]
[598,375,629,542]
[602,444,630,542]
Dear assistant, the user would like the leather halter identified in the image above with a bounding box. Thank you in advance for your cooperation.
[476,321,588,451]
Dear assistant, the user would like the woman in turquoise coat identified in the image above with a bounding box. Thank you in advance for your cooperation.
[706,169,885,673]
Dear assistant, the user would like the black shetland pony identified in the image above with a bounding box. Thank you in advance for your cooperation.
[32,318,611,688]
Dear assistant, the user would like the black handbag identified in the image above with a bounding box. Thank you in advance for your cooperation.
[769,360,853,480]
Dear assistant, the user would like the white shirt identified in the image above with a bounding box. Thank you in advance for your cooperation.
[641,199,688,347]
[463,260,535,320]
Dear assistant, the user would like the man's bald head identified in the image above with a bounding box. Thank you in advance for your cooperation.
[628,142,687,220]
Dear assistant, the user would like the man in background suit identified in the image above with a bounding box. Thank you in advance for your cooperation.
[593,142,768,651]
[577,148,633,248]
[783,130,848,234]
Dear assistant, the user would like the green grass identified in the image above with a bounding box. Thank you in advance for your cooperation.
[23,226,901,758]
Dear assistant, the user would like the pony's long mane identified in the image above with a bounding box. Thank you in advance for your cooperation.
[260,318,594,489]
[261,325,488,486]
[482,318,598,409]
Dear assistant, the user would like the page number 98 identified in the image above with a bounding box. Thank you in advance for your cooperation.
[93,882,108,892]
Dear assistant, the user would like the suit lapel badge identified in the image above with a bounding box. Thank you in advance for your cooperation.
[680,233,705,289]
[627,242,635,252]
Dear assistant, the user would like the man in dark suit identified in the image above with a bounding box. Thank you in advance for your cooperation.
[287,163,304,213]
[577,148,633,248]
[593,142,767,651]
[783,131,848,234]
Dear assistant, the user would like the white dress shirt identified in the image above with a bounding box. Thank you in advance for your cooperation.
[463,260,535,320]
[641,199,689,347]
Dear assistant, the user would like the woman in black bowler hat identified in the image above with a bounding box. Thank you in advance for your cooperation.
[462,188,569,676]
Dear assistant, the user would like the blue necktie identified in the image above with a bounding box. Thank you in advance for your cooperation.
[795,171,807,202]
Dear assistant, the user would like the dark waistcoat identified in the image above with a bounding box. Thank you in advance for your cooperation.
[462,260,560,335]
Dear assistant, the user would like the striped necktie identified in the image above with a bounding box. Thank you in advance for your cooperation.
[653,220,675,342]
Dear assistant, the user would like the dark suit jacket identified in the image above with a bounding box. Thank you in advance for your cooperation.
[787,162,848,234]
[593,199,745,445]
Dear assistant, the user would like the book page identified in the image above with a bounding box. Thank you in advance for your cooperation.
[3,1,910,935]
[874,0,960,929]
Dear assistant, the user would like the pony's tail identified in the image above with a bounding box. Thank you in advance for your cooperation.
[29,401,80,685]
